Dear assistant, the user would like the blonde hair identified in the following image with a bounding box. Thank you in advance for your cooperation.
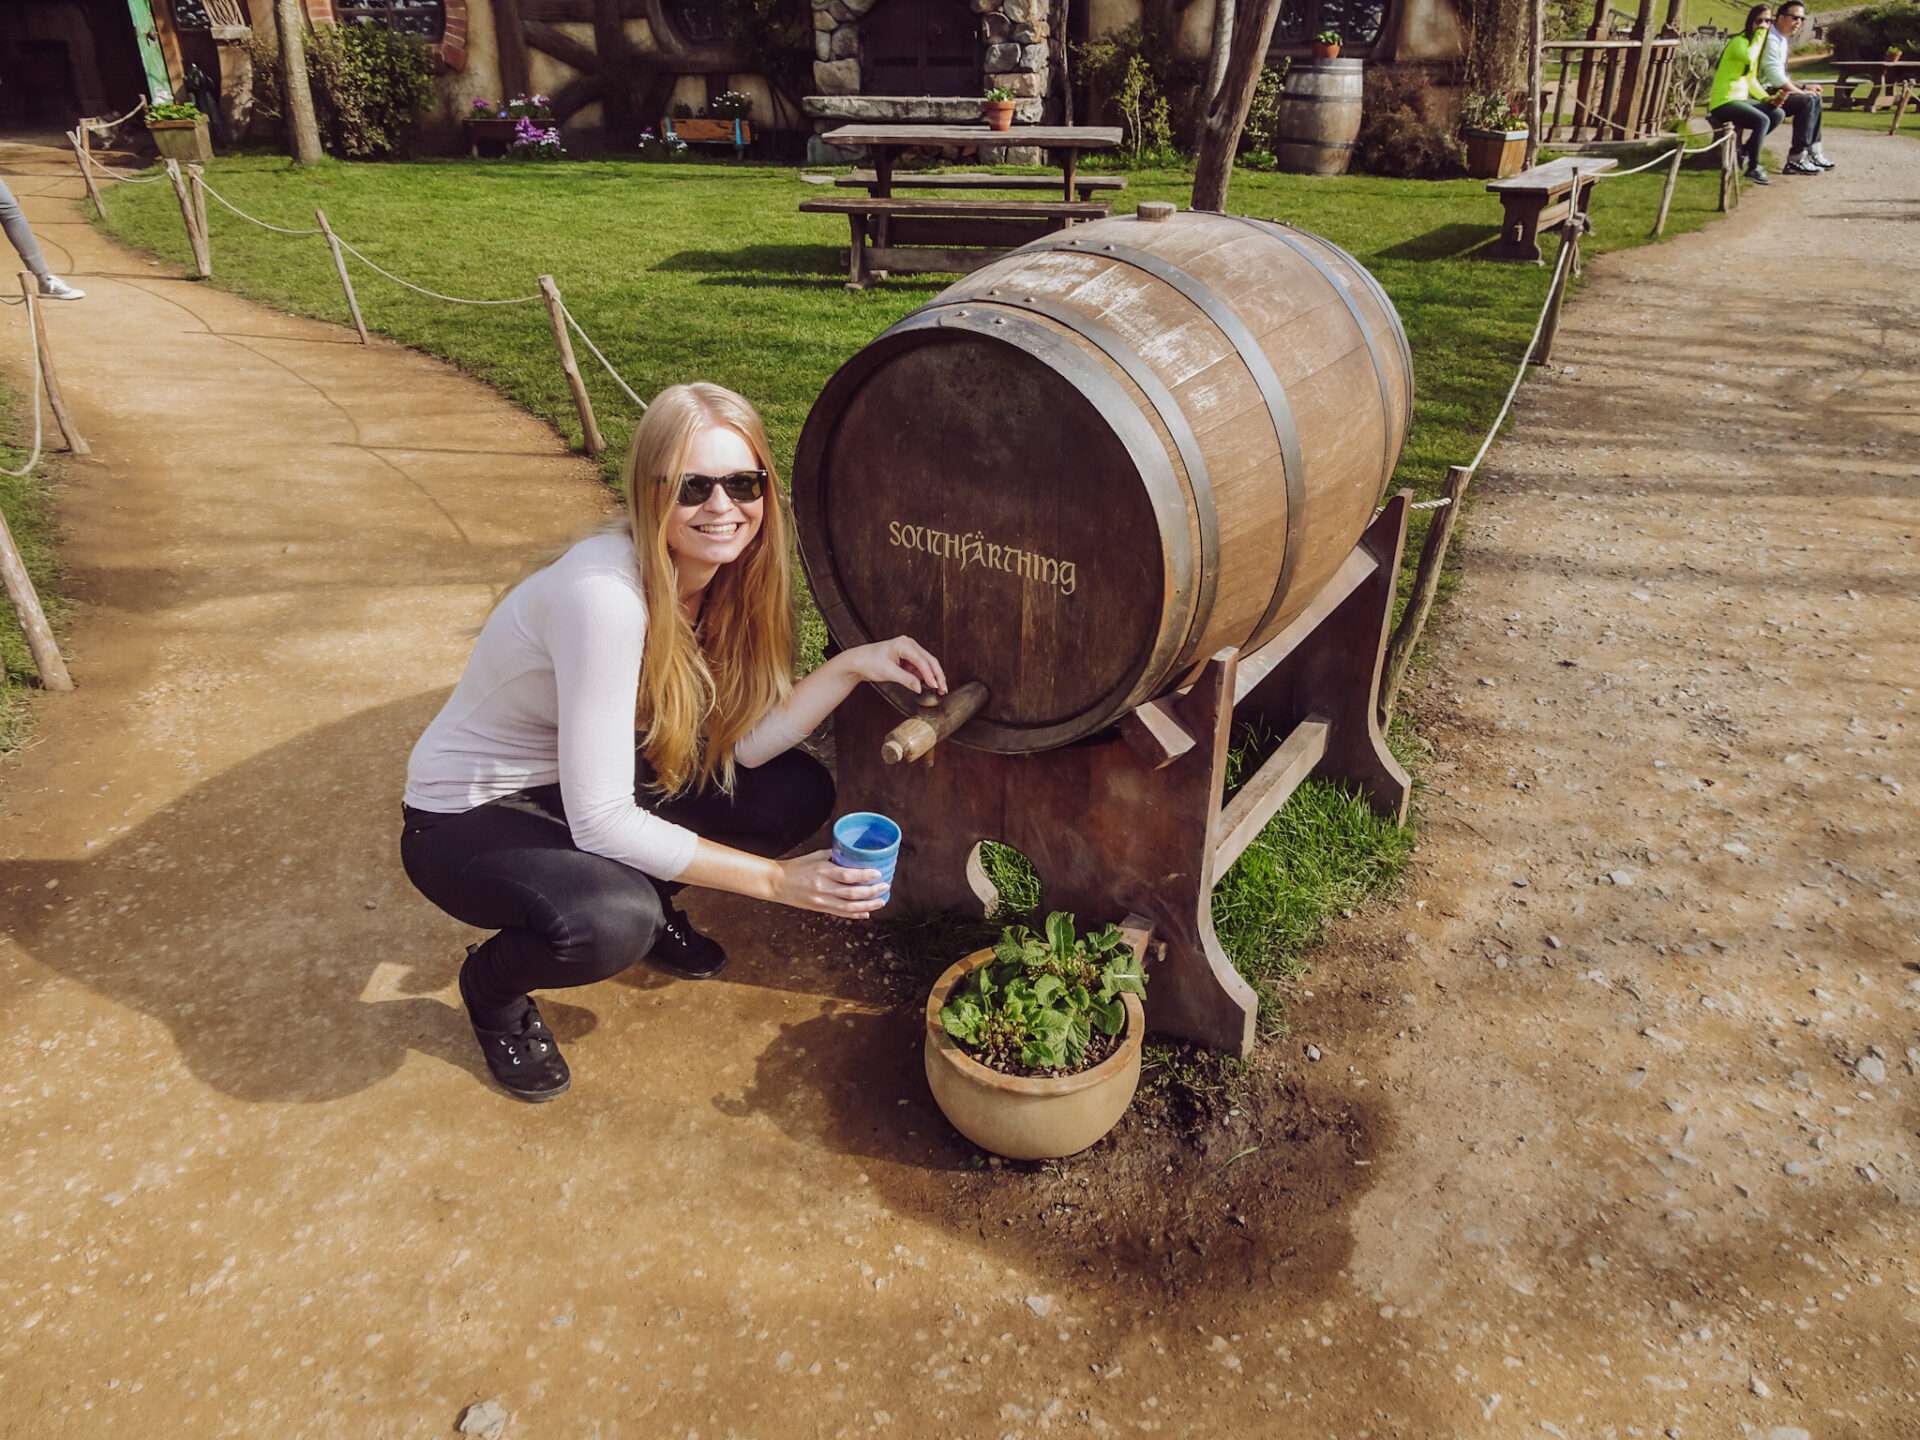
[619,383,794,796]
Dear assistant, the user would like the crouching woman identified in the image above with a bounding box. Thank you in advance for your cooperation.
[400,383,945,1101]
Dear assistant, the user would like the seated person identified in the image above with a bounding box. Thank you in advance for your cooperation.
[1760,3,1834,173]
[1709,6,1781,184]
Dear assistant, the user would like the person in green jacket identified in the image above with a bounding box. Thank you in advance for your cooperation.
[1709,5,1783,183]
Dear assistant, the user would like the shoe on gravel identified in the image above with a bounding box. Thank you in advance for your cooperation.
[646,904,729,980]
[38,275,85,301]
[459,950,570,1101]
[1783,157,1822,175]
[1746,167,1771,185]
[1810,154,1835,169]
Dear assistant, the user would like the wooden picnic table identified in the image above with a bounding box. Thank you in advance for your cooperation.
[1829,58,1920,110]
[819,124,1122,204]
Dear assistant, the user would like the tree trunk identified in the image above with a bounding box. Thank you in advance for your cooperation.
[1463,0,1534,99]
[274,0,323,165]
[1194,0,1237,149]
[1190,0,1283,213]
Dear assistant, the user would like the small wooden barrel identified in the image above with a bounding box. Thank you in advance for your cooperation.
[792,206,1413,753]
[1275,59,1366,176]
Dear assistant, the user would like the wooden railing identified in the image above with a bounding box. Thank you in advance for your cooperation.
[1539,0,1691,144]
[1541,34,1684,142]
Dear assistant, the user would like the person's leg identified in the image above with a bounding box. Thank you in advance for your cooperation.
[1782,94,1819,166]
[401,789,666,1023]
[1709,103,1766,176]
[0,177,50,278]
[652,749,836,862]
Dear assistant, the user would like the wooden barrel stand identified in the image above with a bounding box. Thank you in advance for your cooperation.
[836,497,1412,1058]
[797,208,1416,1056]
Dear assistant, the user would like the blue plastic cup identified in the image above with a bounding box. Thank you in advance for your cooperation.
[831,812,901,901]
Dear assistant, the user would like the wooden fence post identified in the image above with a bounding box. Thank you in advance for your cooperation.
[539,275,605,457]
[1651,141,1684,237]
[187,163,210,273]
[1378,466,1471,724]
[313,209,370,346]
[1891,82,1913,135]
[68,129,106,220]
[164,160,210,280]
[17,274,89,457]
[0,506,73,693]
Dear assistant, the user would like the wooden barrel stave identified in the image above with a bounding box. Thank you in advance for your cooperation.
[793,208,1413,753]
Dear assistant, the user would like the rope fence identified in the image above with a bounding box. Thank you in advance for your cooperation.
[9,118,1739,704]
[1375,127,1738,721]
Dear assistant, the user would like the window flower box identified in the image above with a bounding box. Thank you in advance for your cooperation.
[148,117,212,164]
[663,117,753,155]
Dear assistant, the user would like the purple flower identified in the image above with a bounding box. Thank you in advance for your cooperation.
[472,98,492,111]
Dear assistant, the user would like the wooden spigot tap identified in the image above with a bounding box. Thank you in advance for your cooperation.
[880,681,989,765]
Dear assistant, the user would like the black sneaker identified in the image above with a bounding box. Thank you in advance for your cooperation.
[1746,167,1771,186]
[459,950,571,1101]
[1783,156,1822,175]
[646,905,729,980]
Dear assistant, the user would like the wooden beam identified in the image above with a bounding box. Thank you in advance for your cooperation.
[314,209,369,345]
[0,503,73,693]
[1212,719,1329,877]
[539,275,605,456]
[1118,700,1198,769]
[492,0,532,100]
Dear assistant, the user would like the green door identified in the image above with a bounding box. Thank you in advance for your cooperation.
[123,0,176,103]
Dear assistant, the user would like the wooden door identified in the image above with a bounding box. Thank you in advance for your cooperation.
[123,0,176,101]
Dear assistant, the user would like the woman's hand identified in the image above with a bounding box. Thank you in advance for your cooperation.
[772,849,890,919]
[842,636,948,698]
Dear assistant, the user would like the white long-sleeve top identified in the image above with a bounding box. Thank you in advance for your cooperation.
[404,530,807,880]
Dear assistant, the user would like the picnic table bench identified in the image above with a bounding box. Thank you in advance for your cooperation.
[799,195,1111,288]
[1829,59,1920,110]
[834,170,1127,202]
[1486,156,1618,263]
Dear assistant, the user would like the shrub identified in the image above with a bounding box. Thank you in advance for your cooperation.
[1074,21,1205,146]
[1242,61,1290,156]
[1663,34,1721,130]
[146,100,205,123]
[1827,1,1920,59]
[246,23,434,159]
[1354,70,1463,179]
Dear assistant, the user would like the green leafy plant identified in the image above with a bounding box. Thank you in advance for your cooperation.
[939,912,1147,1076]
[1241,61,1291,156]
[709,89,754,120]
[1315,29,1343,46]
[984,85,1016,102]
[146,101,205,123]
[1459,90,1526,133]
[1828,2,1920,60]
[245,23,433,158]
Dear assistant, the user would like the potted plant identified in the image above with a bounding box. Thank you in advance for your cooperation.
[1460,90,1529,179]
[1313,29,1343,60]
[983,85,1018,132]
[668,90,755,152]
[925,911,1148,1160]
[467,95,554,157]
[146,100,211,164]
[637,128,690,162]
[1887,45,1905,61]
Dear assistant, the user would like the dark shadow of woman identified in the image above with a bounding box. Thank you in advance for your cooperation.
[0,691,597,1104]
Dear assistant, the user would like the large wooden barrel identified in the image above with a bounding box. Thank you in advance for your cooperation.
[1275,59,1365,176]
[792,206,1414,753]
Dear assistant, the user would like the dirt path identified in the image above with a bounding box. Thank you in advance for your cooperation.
[2,133,1916,1439]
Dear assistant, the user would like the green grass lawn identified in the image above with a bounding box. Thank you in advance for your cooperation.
[91,151,1727,1040]
[0,383,65,753]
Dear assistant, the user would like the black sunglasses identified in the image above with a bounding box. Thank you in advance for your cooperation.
[671,469,767,507]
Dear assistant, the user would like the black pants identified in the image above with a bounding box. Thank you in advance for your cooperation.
[1709,100,1777,173]
[1777,92,1822,152]
[400,748,834,1025]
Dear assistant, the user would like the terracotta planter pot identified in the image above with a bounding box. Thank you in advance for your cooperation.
[983,100,1016,132]
[1463,126,1529,179]
[924,949,1146,1160]
[1312,42,1341,60]
[148,118,211,165]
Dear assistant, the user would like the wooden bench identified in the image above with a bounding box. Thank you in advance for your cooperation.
[1486,156,1618,263]
[798,195,1111,288]
[834,170,1127,202]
